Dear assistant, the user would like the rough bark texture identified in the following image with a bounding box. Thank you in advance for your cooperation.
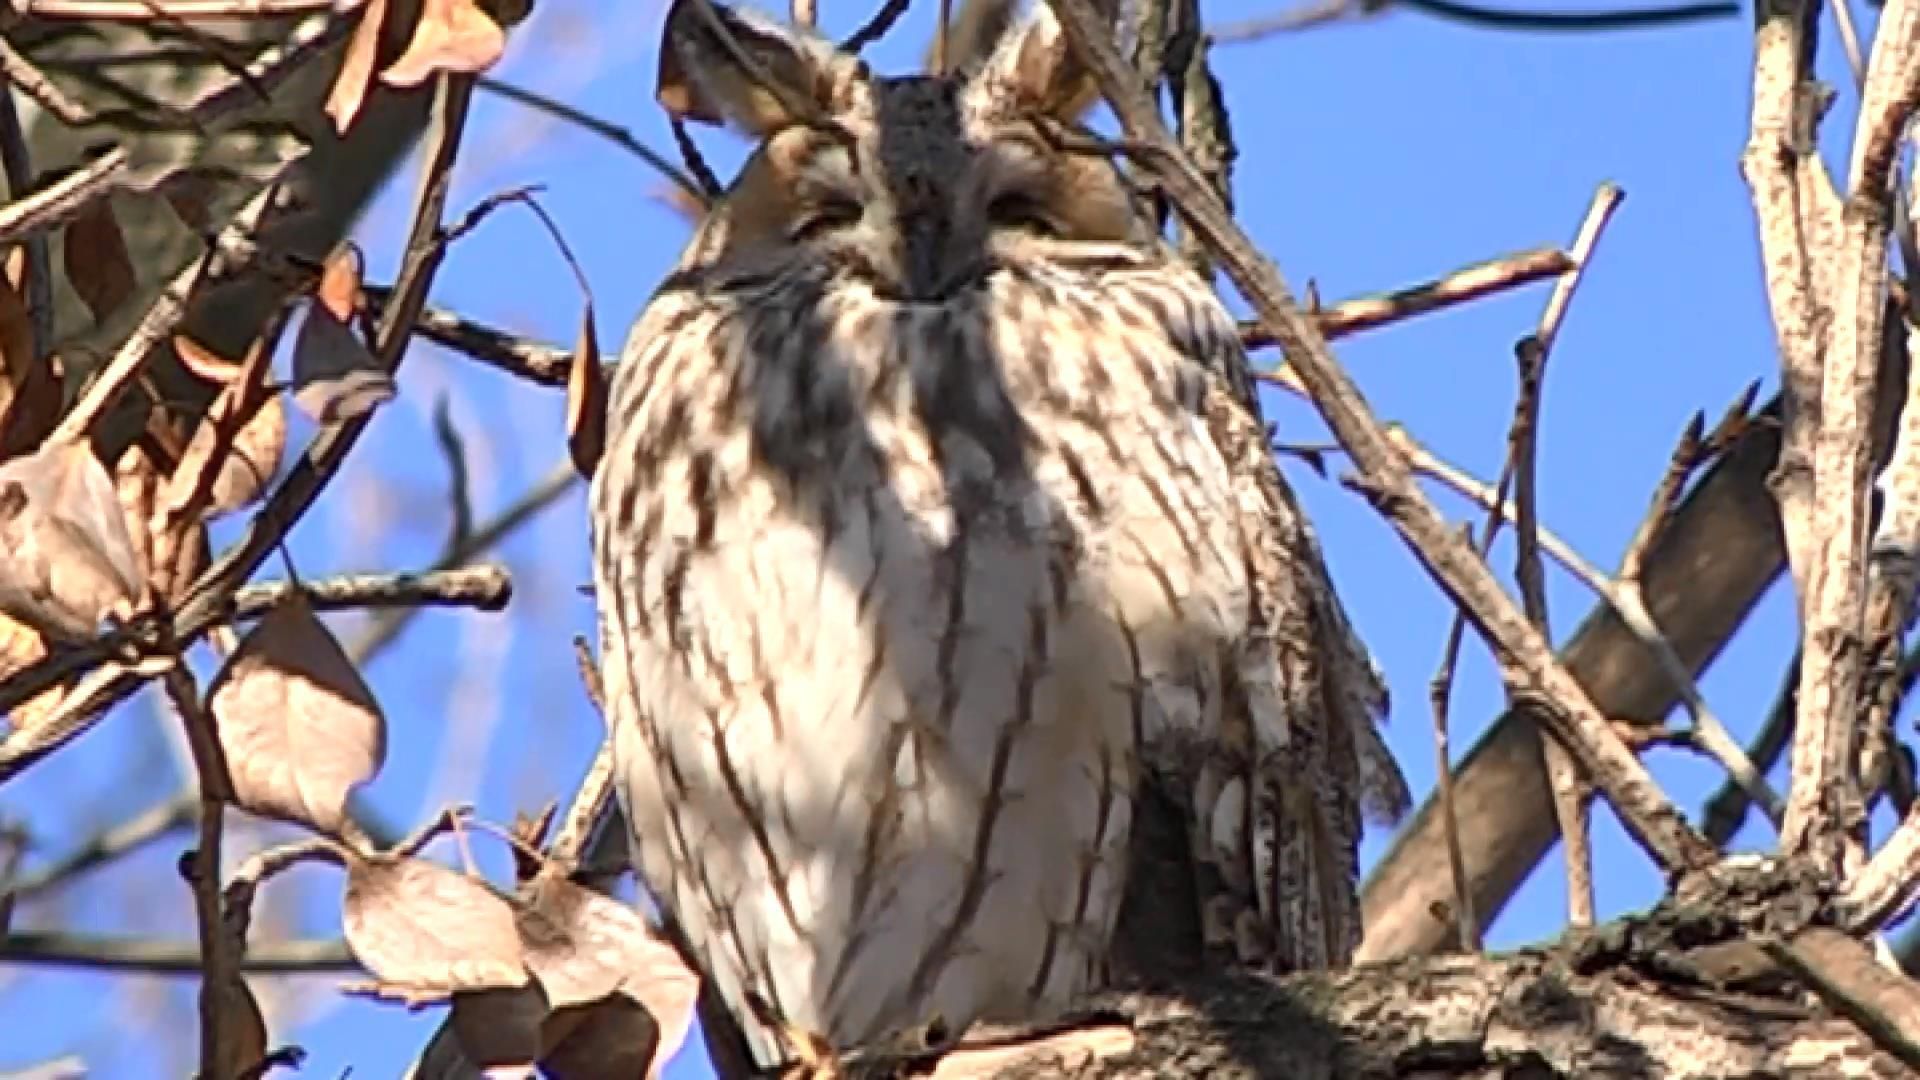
[830,862,1914,1079]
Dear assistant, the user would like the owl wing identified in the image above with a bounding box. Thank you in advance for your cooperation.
[1196,371,1411,970]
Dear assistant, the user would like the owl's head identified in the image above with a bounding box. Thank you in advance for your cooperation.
[659,0,1148,301]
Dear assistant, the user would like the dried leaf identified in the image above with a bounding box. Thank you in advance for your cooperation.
[62,199,135,325]
[112,441,163,592]
[159,170,221,233]
[327,0,392,133]
[380,0,507,87]
[342,854,528,993]
[169,390,286,520]
[0,249,55,458]
[0,609,46,684]
[451,982,550,1073]
[315,245,366,323]
[293,249,392,424]
[518,876,698,1076]
[174,334,247,386]
[165,332,281,522]
[291,306,393,424]
[0,440,144,642]
[207,594,386,834]
[566,306,604,480]
[540,995,660,1080]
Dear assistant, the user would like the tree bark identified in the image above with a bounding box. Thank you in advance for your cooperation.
[846,864,1916,1079]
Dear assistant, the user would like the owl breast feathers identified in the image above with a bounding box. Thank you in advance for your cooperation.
[588,0,1410,1067]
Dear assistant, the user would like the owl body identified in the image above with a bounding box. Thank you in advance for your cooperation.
[591,2,1407,1067]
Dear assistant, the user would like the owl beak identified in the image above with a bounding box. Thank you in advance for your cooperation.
[901,218,953,301]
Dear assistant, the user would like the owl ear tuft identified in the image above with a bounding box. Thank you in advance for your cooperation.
[968,1,1105,121]
[658,0,859,136]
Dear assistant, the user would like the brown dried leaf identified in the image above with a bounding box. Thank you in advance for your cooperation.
[174,334,246,386]
[0,440,144,642]
[62,199,135,325]
[207,594,386,834]
[380,0,507,87]
[292,247,391,423]
[518,876,698,1075]
[112,441,163,593]
[566,306,604,480]
[316,245,366,323]
[0,249,55,458]
[292,305,393,424]
[0,610,46,684]
[452,981,549,1073]
[169,390,285,520]
[540,995,660,1080]
[342,854,528,992]
[327,0,392,133]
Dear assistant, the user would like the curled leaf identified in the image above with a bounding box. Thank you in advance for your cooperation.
[0,440,144,642]
[380,0,507,87]
[342,854,528,993]
[169,390,286,520]
[327,0,392,133]
[292,249,393,424]
[0,248,56,458]
[112,441,163,593]
[451,981,550,1073]
[174,334,247,386]
[565,306,604,481]
[207,594,386,834]
[518,876,698,1076]
[540,995,661,1080]
[63,199,135,325]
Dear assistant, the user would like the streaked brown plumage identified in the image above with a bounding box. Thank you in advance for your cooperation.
[588,0,1409,1066]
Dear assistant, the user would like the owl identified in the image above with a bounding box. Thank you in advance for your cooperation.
[588,0,1410,1068]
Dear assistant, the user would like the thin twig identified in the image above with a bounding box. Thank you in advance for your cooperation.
[669,116,723,199]
[1208,0,1736,40]
[380,294,573,385]
[545,637,614,875]
[473,76,706,208]
[1519,183,1620,929]
[843,0,914,50]
[0,147,129,247]
[230,566,513,620]
[18,0,340,14]
[0,791,196,902]
[1702,652,1797,846]
[0,36,93,125]
[348,461,576,665]
[0,932,353,972]
[1245,247,1573,349]
[1384,428,1785,823]
[1426,531,1482,952]
[161,667,236,1071]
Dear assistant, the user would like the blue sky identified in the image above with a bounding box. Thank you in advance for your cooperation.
[0,0,1874,1074]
